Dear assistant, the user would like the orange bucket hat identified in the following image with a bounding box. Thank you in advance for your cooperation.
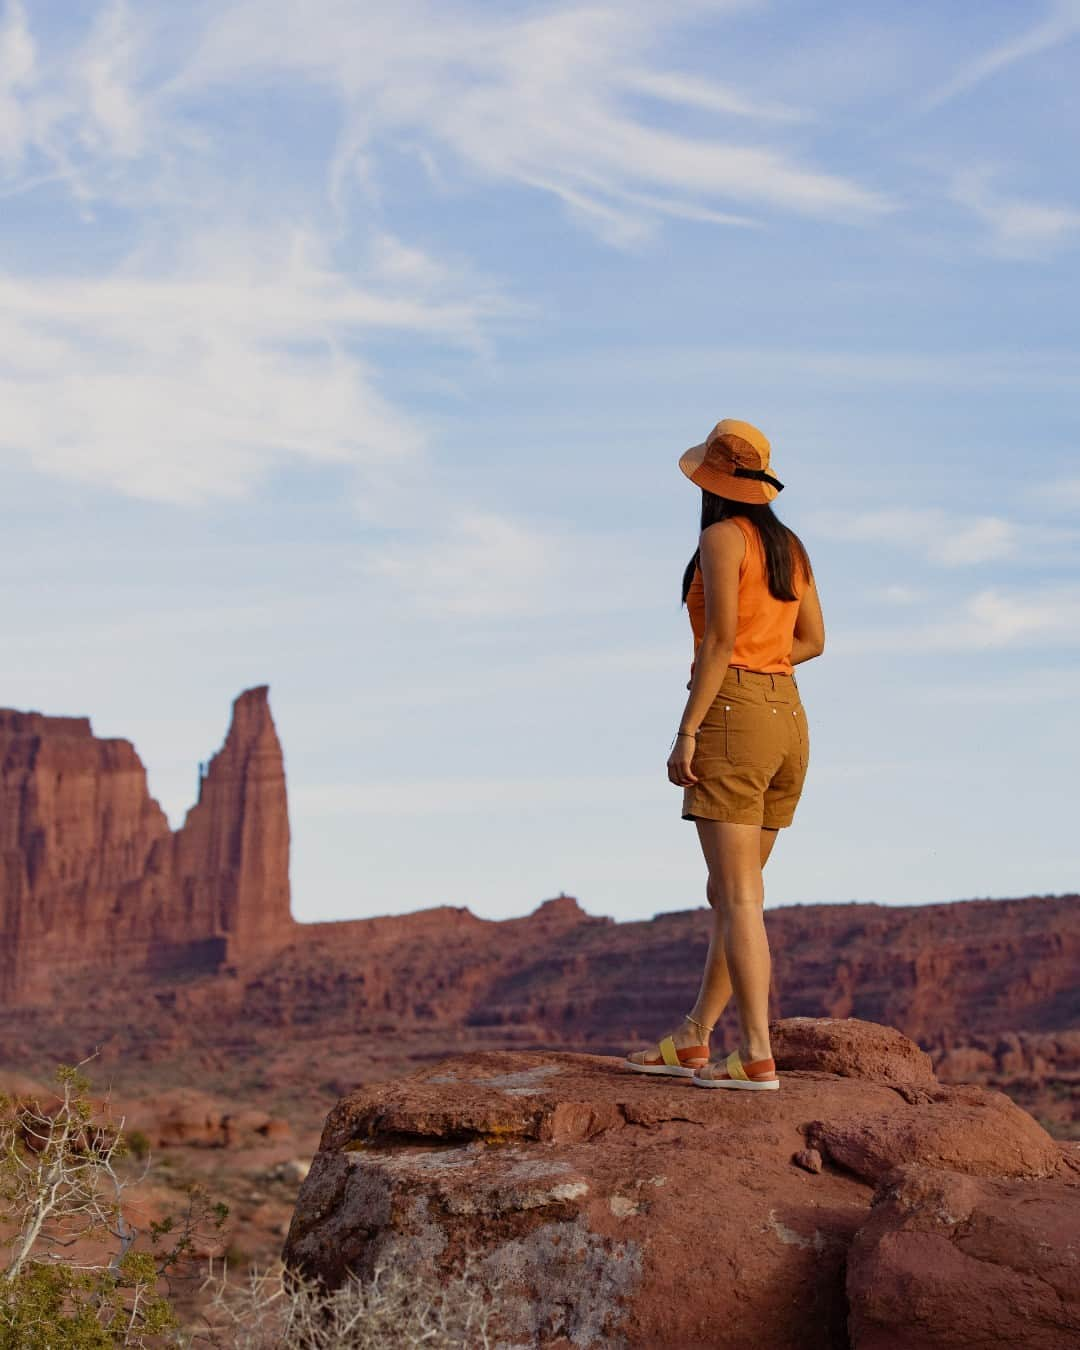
[678,418,784,505]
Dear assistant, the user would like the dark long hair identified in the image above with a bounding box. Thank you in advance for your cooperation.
[681,490,812,606]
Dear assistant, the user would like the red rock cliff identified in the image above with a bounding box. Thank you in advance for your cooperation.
[0,685,293,1004]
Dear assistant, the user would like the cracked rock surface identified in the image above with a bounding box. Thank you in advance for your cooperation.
[283,1017,1078,1349]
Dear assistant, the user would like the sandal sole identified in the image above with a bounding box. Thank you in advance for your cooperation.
[623,1060,698,1078]
[692,1076,779,1090]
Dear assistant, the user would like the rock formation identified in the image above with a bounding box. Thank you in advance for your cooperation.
[283,1017,1080,1350]
[848,1162,1080,1349]
[0,685,293,1003]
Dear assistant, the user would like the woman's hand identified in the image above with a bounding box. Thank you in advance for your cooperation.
[667,734,699,787]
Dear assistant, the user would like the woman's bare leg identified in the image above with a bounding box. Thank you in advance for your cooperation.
[693,821,775,1062]
[686,826,777,1036]
[628,827,778,1063]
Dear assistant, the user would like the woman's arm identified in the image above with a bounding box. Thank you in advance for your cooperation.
[790,574,825,666]
[675,520,743,735]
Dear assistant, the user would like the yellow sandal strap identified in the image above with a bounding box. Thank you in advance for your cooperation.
[725,1050,750,1081]
[659,1036,681,1067]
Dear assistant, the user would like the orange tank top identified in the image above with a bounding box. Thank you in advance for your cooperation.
[686,516,805,677]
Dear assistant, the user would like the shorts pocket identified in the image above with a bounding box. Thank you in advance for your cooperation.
[721,700,759,766]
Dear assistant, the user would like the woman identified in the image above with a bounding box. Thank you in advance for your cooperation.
[626,418,825,1091]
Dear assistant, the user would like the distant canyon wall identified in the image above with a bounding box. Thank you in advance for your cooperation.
[231,892,1079,1048]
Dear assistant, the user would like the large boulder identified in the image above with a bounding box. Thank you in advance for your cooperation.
[772,1016,934,1082]
[847,1162,1080,1349]
[805,1081,1062,1184]
[283,1018,1070,1349]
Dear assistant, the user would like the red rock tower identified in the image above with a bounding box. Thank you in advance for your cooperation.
[171,685,293,953]
[0,685,293,1005]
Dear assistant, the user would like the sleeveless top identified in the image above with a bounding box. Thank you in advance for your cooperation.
[686,516,806,677]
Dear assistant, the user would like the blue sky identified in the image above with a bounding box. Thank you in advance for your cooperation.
[2,0,1078,923]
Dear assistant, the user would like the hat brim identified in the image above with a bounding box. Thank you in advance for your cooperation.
[678,441,782,505]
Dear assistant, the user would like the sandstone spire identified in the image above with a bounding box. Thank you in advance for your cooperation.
[172,685,293,952]
[0,686,293,1005]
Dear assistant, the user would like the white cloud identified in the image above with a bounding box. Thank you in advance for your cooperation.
[163,0,891,245]
[0,0,34,168]
[0,0,169,211]
[360,509,560,618]
[80,0,146,160]
[539,344,1080,395]
[950,165,1080,260]
[878,584,922,605]
[835,584,1080,653]
[962,586,1080,647]
[0,218,509,505]
[624,69,808,124]
[814,508,1018,565]
[356,511,675,619]
[917,0,1080,112]
[0,1,895,511]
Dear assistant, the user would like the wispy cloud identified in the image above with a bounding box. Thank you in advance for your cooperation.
[164,0,891,246]
[359,509,561,618]
[0,0,173,212]
[0,0,896,513]
[877,584,923,605]
[624,69,808,124]
[917,0,1080,113]
[536,344,1080,395]
[950,165,1080,260]
[813,508,1018,565]
[836,584,1080,653]
[357,513,675,619]
[0,218,510,505]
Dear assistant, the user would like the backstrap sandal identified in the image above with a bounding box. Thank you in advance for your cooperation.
[624,1011,715,1078]
[693,1048,779,1091]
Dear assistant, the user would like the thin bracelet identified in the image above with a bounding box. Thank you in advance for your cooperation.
[669,728,698,752]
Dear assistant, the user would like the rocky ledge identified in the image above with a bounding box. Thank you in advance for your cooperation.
[283,1017,1079,1349]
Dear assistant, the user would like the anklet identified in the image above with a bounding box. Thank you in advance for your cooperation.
[684,1012,715,1037]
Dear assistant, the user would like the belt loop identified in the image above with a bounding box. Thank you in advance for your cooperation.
[735,668,742,684]
[769,673,776,689]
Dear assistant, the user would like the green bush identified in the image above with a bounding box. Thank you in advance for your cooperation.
[124,1129,151,1161]
[0,1058,227,1349]
[0,1255,176,1349]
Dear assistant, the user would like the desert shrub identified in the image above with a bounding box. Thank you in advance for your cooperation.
[1,1057,503,1347]
[199,1258,499,1350]
[124,1130,151,1162]
[0,1254,176,1349]
[0,1058,227,1349]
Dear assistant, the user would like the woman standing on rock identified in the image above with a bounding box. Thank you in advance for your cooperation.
[626,419,825,1090]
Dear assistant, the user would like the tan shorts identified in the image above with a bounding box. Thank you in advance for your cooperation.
[682,667,809,829]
